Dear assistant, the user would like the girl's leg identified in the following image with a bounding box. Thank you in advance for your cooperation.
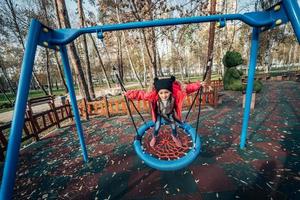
[169,115,177,136]
[170,114,182,147]
[153,115,161,137]
[150,116,161,147]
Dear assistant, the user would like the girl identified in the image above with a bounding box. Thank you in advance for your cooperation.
[125,76,205,148]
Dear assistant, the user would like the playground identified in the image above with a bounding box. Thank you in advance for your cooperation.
[1,81,299,199]
[1,0,300,199]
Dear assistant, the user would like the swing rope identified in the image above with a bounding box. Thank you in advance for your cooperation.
[184,57,211,148]
[114,68,145,122]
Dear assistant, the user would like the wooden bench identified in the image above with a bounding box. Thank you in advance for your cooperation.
[26,96,61,139]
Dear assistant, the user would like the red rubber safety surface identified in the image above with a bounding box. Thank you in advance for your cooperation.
[141,126,194,160]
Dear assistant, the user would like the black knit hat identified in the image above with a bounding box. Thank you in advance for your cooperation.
[154,76,176,92]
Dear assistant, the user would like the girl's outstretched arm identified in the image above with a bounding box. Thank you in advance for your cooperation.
[185,81,202,94]
[125,90,157,101]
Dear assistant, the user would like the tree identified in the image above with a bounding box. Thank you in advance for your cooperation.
[54,0,91,101]
[115,2,144,88]
[205,0,216,83]
[88,34,111,89]
[3,0,48,95]
[78,0,95,99]
[129,0,158,78]
[38,0,68,94]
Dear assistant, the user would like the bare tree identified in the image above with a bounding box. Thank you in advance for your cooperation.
[4,0,48,95]
[0,57,16,96]
[205,0,216,83]
[78,0,95,99]
[88,34,111,88]
[54,0,91,101]
[130,0,158,78]
[115,2,144,88]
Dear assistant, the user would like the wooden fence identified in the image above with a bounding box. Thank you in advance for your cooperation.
[243,70,300,82]
[79,80,223,119]
[0,96,73,161]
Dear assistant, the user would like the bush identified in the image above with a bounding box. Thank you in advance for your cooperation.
[223,68,243,90]
[228,81,243,91]
[242,80,263,93]
[254,80,263,93]
[223,51,243,68]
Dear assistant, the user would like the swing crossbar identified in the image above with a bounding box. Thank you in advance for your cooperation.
[38,0,300,50]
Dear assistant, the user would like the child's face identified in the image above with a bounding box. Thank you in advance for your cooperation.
[158,89,171,100]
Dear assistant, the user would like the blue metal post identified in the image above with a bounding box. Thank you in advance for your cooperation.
[59,46,88,162]
[282,0,300,43]
[0,19,41,200]
[240,27,260,149]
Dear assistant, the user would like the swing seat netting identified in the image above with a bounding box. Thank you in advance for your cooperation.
[133,120,201,171]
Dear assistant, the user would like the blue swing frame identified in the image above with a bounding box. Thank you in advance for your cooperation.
[1,0,300,199]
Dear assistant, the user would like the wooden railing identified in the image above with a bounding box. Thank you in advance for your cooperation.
[79,80,223,119]
[242,70,300,82]
[0,96,73,161]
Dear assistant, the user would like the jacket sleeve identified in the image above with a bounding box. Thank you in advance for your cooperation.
[185,81,201,94]
[125,90,156,101]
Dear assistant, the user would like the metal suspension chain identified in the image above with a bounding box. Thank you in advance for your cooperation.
[186,57,212,149]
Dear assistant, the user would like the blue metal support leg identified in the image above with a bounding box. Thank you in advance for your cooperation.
[59,46,88,162]
[240,27,260,149]
[0,19,41,200]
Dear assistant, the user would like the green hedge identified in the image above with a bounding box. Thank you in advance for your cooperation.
[222,51,243,68]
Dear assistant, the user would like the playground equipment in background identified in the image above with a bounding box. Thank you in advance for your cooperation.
[1,0,300,199]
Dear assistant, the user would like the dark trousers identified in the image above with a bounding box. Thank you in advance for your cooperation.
[153,114,181,137]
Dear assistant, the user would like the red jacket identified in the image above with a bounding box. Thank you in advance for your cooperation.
[125,81,202,122]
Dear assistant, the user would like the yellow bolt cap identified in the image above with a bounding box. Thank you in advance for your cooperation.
[275,19,282,25]
[274,5,281,11]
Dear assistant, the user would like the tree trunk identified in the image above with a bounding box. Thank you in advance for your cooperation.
[0,64,16,96]
[288,44,294,65]
[54,0,91,101]
[89,35,111,88]
[4,0,24,48]
[54,52,68,92]
[40,0,67,93]
[130,0,157,79]
[139,32,148,86]
[157,46,164,77]
[175,46,184,81]
[40,0,52,95]
[124,39,144,88]
[264,36,274,73]
[32,72,49,95]
[117,33,124,82]
[45,49,53,95]
[78,0,95,99]
[150,27,158,77]
[185,47,190,81]
[0,86,14,106]
[205,0,217,83]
